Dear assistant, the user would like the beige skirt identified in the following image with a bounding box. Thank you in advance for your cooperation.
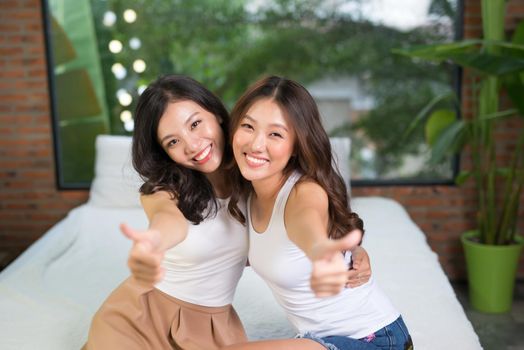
[84,277,247,350]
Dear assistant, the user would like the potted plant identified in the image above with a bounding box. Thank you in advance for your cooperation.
[395,0,524,313]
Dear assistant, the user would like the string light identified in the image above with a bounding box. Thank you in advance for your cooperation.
[133,59,146,73]
[123,9,137,23]
[111,63,127,79]
[103,11,116,27]
[108,40,123,53]
[129,37,141,50]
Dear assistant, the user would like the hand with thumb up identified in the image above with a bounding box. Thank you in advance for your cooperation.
[309,229,364,297]
[120,223,165,288]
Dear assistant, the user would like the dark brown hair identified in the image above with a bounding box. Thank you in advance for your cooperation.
[132,75,233,224]
[228,76,363,239]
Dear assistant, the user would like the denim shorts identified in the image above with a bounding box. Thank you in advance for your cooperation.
[298,316,413,350]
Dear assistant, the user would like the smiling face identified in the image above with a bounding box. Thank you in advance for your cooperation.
[157,100,225,174]
[232,98,296,184]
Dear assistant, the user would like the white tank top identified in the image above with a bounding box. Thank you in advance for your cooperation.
[248,172,400,338]
[155,197,248,307]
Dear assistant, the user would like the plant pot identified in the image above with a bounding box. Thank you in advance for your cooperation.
[461,230,524,313]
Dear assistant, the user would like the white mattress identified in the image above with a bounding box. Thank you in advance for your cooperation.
[0,197,482,349]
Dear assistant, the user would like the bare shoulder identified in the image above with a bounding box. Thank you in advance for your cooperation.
[287,179,328,212]
[284,179,330,249]
[140,190,181,217]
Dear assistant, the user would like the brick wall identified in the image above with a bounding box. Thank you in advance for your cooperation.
[0,0,89,269]
[0,0,523,279]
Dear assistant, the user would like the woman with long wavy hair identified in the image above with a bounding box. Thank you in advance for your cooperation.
[225,76,412,350]
[84,75,248,350]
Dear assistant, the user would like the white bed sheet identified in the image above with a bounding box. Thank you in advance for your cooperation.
[0,197,482,349]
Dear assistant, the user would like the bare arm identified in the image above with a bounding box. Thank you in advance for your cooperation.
[140,190,188,251]
[285,181,361,259]
[285,181,363,297]
[284,181,331,257]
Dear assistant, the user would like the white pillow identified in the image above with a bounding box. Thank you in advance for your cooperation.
[329,137,351,195]
[88,135,143,207]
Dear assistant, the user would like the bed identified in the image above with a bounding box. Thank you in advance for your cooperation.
[0,135,482,349]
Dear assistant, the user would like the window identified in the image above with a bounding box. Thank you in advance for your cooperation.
[44,0,462,188]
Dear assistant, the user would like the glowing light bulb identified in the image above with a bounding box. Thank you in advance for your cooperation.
[129,37,141,50]
[137,85,147,95]
[120,110,132,122]
[111,63,127,79]
[124,119,135,132]
[103,11,116,27]
[133,59,146,73]
[108,40,123,53]
[116,89,132,106]
[123,9,137,23]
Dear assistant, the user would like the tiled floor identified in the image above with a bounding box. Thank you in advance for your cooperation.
[452,281,524,350]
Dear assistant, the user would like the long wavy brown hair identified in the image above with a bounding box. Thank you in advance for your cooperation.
[133,75,235,224]
[228,76,363,239]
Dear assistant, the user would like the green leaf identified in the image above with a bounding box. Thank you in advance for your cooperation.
[447,51,524,76]
[392,40,481,62]
[476,108,518,121]
[497,41,524,60]
[455,170,472,185]
[495,167,511,177]
[503,19,524,117]
[502,73,524,117]
[425,109,456,146]
[429,119,466,164]
[400,91,455,143]
[395,39,524,76]
[511,19,524,53]
[454,168,513,185]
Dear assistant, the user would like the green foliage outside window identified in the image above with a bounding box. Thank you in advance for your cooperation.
[48,0,460,187]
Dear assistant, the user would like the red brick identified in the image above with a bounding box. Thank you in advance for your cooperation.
[0,23,23,32]
[0,0,21,8]
[0,70,25,79]
[4,203,39,210]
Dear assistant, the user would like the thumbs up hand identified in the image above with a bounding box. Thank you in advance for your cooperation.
[309,229,363,297]
[120,223,165,288]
